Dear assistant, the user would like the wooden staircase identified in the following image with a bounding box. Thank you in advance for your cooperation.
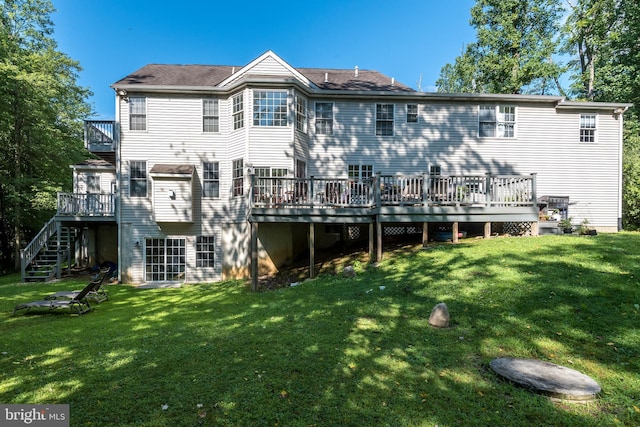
[21,218,77,282]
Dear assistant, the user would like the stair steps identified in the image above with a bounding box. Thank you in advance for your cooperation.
[22,225,78,282]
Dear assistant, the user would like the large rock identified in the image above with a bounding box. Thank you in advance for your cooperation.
[428,302,450,328]
[343,265,356,278]
[490,357,601,401]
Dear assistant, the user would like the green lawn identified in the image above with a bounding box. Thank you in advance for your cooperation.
[1,234,639,426]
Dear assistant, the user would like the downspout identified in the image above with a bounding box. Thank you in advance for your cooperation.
[115,93,122,282]
[617,107,627,231]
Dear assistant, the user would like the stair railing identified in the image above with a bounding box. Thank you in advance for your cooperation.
[20,216,57,282]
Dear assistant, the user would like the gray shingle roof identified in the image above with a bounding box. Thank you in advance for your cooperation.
[113,64,415,93]
[149,164,195,175]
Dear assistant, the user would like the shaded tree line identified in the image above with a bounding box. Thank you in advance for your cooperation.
[437,0,640,229]
[0,0,91,272]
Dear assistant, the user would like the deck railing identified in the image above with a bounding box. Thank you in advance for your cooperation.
[251,173,536,209]
[57,193,115,216]
[84,120,115,152]
[251,176,376,208]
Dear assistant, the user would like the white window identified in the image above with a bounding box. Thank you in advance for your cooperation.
[202,162,219,198]
[479,105,516,138]
[130,161,147,197]
[254,167,288,201]
[295,159,306,179]
[429,165,442,176]
[407,104,418,123]
[232,159,243,197]
[253,91,288,126]
[87,175,100,193]
[196,236,215,268]
[580,114,597,142]
[348,164,373,181]
[129,97,146,131]
[232,93,244,130]
[203,99,219,132]
[315,102,333,135]
[376,104,394,136]
[145,238,185,281]
[295,95,307,132]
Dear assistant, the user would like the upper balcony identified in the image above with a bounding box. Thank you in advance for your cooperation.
[55,193,116,222]
[84,120,115,153]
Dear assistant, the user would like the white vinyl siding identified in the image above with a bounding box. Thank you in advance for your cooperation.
[151,176,193,223]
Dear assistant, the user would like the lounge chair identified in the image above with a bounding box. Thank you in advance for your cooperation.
[44,267,111,304]
[12,277,97,316]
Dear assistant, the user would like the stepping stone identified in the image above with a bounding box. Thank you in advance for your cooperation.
[490,357,601,401]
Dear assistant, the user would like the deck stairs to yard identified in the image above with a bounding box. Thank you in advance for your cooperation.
[21,217,77,282]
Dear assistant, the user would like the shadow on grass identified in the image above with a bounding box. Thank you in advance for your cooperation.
[1,233,639,426]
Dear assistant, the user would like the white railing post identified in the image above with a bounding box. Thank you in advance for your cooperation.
[485,173,493,207]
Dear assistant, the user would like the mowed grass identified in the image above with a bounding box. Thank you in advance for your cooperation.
[1,233,639,426]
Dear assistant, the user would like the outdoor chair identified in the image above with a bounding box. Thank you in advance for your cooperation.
[44,267,112,304]
[12,278,96,316]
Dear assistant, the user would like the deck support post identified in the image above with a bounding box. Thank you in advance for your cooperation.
[484,222,491,239]
[309,223,315,279]
[369,222,374,262]
[56,222,62,279]
[376,220,382,262]
[66,227,72,277]
[422,222,429,247]
[531,221,539,236]
[251,222,258,291]
[452,222,459,244]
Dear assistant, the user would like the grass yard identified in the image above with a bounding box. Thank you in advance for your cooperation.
[1,233,639,426]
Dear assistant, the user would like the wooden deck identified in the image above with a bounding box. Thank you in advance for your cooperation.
[249,173,538,224]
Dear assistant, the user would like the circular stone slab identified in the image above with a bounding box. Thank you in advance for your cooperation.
[490,357,601,401]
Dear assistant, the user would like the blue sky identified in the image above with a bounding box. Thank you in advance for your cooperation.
[51,0,477,119]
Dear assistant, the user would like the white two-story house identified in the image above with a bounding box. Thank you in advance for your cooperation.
[21,51,631,287]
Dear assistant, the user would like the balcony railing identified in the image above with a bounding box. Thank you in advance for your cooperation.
[57,193,115,217]
[250,173,536,209]
[84,120,115,152]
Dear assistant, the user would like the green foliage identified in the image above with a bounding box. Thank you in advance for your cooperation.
[437,0,565,94]
[1,235,639,426]
[0,0,92,269]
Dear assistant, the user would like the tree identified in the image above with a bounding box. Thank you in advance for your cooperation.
[564,0,640,228]
[562,0,620,100]
[0,0,91,271]
[437,0,566,95]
